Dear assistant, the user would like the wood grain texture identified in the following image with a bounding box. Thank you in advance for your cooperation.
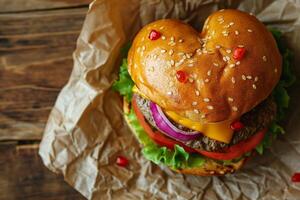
[0,0,92,13]
[0,8,88,140]
[0,143,85,200]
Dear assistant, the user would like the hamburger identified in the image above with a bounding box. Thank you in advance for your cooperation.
[113,9,295,175]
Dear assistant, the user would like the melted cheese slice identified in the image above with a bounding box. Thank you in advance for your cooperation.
[164,111,233,143]
[132,85,234,143]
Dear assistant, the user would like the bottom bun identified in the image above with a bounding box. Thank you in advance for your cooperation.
[123,97,247,176]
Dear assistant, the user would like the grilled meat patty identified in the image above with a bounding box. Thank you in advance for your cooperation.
[135,94,276,152]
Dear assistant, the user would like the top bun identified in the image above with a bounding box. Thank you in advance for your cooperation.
[128,9,281,122]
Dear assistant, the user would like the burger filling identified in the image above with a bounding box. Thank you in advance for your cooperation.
[135,94,276,152]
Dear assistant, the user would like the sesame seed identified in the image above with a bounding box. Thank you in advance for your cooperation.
[159,26,164,30]
[188,78,194,83]
[204,78,210,83]
[194,109,199,114]
[207,105,214,110]
[161,36,166,40]
[175,61,182,67]
[274,68,278,73]
[203,98,210,102]
[153,54,158,59]
[224,68,228,72]
[219,170,225,175]
[210,171,215,175]
[235,30,239,35]
[242,75,246,80]
[228,97,234,102]
[208,51,214,55]
[178,52,184,56]
[207,70,212,76]
[178,39,184,43]
[236,61,241,65]
[238,45,244,48]
[246,75,252,80]
[217,16,224,21]
[149,66,154,72]
[170,59,175,66]
[229,64,235,68]
[226,56,230,61]
[169,42,176,46]
[226,49,232,54]
[229,22,234,26]
[254,76,258,82]
[188,63,194,67]
[169,49,174,56]
[247,29,253,32]
[170,36,175,41]
[188,60,194,64]
[262,56,267,62]
[201,114,206,119]
[186,53,193,59]
[232,106,238,111]
[202,49,208,54]
[223,56,227,62]
[215,45,221,49]
[167,91,172,95]
[231,77,236,83]
[195,90,200,96]
[252,84,257,89]
[213,62,219,67]
[192,101,198,106]
[161,49,167,53]
[142,46,146,51]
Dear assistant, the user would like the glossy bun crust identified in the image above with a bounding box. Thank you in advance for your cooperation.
[128,9,282,123]
[123,98,246,176]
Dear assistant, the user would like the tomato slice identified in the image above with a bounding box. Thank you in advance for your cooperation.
[196,129,267,160]
[132,96,267,161]
[132,97,196,153]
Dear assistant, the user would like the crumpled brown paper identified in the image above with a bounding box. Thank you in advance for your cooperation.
[39,0,300,199]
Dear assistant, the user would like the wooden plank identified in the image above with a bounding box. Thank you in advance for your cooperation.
[0,8,88,141]
[0,0,92,13]
[0,143,85,199]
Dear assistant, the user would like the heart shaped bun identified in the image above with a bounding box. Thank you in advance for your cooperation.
[128,9,281,122]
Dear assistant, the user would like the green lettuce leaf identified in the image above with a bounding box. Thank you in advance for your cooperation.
[112,58,134,101]
[127,108,205,169]
[255,29,296,154]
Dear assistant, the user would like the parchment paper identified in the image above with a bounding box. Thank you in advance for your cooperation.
[39,0,300,199]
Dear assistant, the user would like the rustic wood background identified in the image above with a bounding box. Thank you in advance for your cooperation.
[0,0,93,199]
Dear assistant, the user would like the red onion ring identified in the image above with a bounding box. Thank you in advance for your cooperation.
[149,101,202,141]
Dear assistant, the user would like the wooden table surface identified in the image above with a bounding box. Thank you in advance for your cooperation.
[0,0,93,199]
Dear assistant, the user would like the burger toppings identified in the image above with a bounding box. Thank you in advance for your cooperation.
[149,101,202,141]
[176,70,188,83]
[230,121,245,131]
[135,94,277,152]
[116,156,129,167]
[233,47,246,60]
[148,29,161,40]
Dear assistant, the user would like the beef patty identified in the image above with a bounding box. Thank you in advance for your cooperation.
[134,94,276,152]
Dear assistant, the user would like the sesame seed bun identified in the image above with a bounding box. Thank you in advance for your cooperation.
[123,97,247,176]
[128,9,282,123]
